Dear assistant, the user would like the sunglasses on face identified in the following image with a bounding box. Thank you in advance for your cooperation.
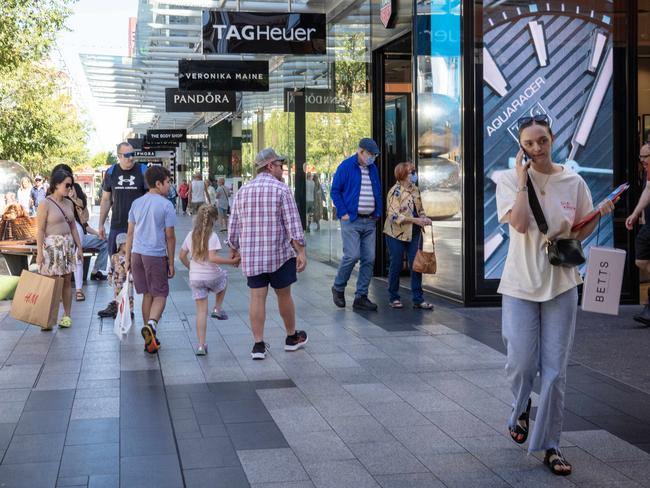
[517,114,550,131]
[120,152,135,158]
[63,183,72,189]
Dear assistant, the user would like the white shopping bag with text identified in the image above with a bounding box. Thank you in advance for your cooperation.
[113,273,133,339]
[581,247,626,315]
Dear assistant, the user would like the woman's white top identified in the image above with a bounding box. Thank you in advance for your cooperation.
[496,166,593,302]
[191,180,206,203]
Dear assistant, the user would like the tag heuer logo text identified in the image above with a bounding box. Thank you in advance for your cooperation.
[212,24,316,42]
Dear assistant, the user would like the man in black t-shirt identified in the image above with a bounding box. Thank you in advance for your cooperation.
[97,142,148,317]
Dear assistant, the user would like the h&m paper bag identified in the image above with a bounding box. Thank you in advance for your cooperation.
[10,270,63,329]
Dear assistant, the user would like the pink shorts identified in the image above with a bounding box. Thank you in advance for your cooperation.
[131,253,169,297]
[189,270,227,300]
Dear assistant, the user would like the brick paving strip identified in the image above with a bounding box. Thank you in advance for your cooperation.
[0,215,649,487]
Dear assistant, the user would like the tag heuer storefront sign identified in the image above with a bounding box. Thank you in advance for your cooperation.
[202,11,326,55]
[165,88,236,112]
[178,60,269,92]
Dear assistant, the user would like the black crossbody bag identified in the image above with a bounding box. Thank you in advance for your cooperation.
[526,172,585,267]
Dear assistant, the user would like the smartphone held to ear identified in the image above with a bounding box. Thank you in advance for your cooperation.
[520,145,530,162]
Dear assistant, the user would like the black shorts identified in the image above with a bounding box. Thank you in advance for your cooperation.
[636,225,650,260]
[247,258,297,289]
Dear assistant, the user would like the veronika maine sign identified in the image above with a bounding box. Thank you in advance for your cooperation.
[178,60,269,92]
[165,88,236,112]
[202,11,326,55]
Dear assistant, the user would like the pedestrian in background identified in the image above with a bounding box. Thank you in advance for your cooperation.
[35,169,83,329]
[17,177,32,215]
[383,162,433,310]
[167,178,178,209]
[330,138,382,311]
[30,175,46,211]
[312,174,324,232]
[180,204,240,355]
[125,165,176,354]
[496,114,614,476]
[179,180,189,215]
[188,172,210,214]
[215,177,230,232]
[228,148,308,360]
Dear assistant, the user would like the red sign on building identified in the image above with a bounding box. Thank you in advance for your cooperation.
[380,0,396,28]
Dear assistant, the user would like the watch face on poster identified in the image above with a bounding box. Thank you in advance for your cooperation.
[482,0,615,279]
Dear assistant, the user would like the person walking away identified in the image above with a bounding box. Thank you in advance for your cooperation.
[625,143,650,326]
[496,114,614,476]
[125,166,176,354]
[330,138,382,311]
[69,182,109,301]
[167,178,178,210]
[228,148,308,360]
[305,171,314,233]
[188,173,210,214]
[35,170,84,329]
[215,178,230,232]
[17,177,32,215]
[179,180,190,215]
[30,175,46,212]
[207,180,217,210]
[97,142,148,318]
[179,204,240,355]
[383,162,434,310]
[108,233,134,318]
[312,175,324,231]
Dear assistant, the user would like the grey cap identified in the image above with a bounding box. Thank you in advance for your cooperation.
[254,148,287,170]
[115,233,128,248]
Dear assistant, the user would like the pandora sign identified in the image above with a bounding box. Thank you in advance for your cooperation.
[165,88,236,112]
[202,11,326,55]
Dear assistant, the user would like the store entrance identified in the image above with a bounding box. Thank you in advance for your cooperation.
[373,33,412,276]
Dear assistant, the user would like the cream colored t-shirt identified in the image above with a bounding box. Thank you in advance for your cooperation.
[496,166,593,302]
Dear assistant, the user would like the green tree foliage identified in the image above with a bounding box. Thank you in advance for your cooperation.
[0,0,87,176]
[87,151,117,169]
[0,0,74,69]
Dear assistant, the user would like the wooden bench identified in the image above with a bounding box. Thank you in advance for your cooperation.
[0,240,99,280]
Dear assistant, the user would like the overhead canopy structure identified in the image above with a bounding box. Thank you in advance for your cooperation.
[80,0,372,134]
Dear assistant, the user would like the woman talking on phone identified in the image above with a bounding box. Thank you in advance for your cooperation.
[496,115,614,476]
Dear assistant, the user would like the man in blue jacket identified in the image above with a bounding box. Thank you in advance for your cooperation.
[330,138,382,311]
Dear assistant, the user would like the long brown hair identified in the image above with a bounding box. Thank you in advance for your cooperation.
[191,204,218,261]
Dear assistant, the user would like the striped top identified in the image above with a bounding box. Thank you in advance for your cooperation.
[357,165,375,215]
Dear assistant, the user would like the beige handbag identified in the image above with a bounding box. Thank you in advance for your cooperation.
[412,226,436,274]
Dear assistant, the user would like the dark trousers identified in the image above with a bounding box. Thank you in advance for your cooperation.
[181,197,188,213]
[385,226,423,304]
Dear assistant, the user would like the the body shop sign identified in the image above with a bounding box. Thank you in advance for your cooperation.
[202,11,326,55]
[146,129,187,145]
[178,60,269,92]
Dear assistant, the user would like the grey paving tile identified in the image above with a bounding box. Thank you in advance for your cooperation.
[304,459,380,488]
[365,401,431,428]
[65,418,119,446]
[417,452,511,488]
[309,395,369,419]
[610,460,650,487]
[15,409,70,435]
[71,396,119,420]
[226,421,288,450]
[284,430,355,464]
[424,410,499,438]
[35,373,80,390]
[269,406,331,435]
[121,454,183,488]
[564,429,650,462]
[56,475,89,486]
[177,436,240,469]
[88,474,119,488]
[348,440,428,475]
[184,467,251,488]
[3,432,65,464]
[250,482,314,488]
[0,422,16,451]
[388,424,466,455]
[0,462,60,488]
[238,448,310,484]
[0,388,30,403]
[396,389,462,413]
[120,427,177,456]
[374,473,446,488]
[0,401,25,423]
[342,383,402,406]
[311,352,360,369]
[328,415,395,444]
[217,398,273,424]
[256,387,312,410]
[59,442,119,477]
[23,389,75,412]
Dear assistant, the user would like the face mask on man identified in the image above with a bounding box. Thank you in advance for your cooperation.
[366,155,376,166]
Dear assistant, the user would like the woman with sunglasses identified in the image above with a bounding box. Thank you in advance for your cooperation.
[496,115,614,476]
[35,169,84,329]
[383,161,434,309]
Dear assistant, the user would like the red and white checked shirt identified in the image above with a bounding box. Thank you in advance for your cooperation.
[227,172,305,277]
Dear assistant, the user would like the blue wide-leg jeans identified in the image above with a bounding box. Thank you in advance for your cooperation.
[333,217,376,298]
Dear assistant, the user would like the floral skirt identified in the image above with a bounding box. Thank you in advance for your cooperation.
[40,234,76,276]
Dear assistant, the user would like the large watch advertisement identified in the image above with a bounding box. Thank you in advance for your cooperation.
[482,0,614,279]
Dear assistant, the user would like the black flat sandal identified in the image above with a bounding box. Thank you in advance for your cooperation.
[508,398,531,444]
[544,448,572,476]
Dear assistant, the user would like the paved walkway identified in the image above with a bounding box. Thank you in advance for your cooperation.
[0,214,649,487]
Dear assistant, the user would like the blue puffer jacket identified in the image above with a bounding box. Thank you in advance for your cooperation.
[330,153,382,222]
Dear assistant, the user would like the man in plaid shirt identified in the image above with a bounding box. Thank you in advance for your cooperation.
[228,148,308,360]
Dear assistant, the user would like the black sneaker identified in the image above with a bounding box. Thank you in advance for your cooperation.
[98,301,117,318]
[90,271,108,281]
[251,341,269,360]
[285,330,308,351]
[353,295,378,311]
[633,304,650,326]
[331,287,345,308]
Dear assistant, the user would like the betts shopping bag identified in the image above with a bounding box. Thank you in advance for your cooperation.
[113,273,132,340]
[581,247,626,315]
[10,270,63,329]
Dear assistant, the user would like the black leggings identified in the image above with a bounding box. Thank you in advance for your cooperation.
[181,197,188,213]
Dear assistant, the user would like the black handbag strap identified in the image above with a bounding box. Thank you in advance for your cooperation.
[526,172,549,235]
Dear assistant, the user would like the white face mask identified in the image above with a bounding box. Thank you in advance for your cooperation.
[366,155,376,166]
